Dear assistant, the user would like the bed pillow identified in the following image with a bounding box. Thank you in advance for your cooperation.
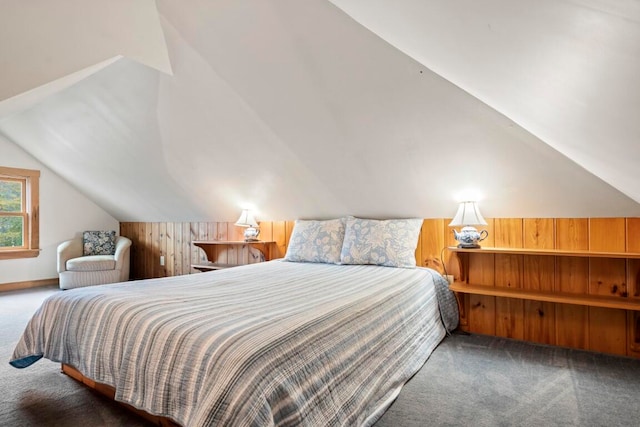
[340,217,423,268]
[284,218,346,264]
[83,230,117,256]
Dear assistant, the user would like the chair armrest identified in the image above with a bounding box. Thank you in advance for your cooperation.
[57,239,82,273]
[114,236,132,270]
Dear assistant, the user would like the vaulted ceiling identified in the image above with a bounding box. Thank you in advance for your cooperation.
[1,0,639,222]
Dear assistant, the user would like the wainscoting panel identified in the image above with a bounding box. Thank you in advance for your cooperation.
[121,217,640,357]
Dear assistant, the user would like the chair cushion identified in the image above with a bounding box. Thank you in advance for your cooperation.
[66,255,116,272]
[83,230,116,256]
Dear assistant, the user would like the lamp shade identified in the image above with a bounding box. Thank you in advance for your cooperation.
[235,209,258,228]
[449,201,487,227]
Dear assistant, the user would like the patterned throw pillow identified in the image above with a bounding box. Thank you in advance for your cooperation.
[340,217,423,268]
[284,218,346,264]
[83,230,116,256]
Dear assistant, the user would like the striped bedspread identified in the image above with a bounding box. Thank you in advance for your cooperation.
[11,260,458,426]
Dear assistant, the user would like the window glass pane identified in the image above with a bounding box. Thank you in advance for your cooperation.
[0,179,23,212]
[0,216,24,247]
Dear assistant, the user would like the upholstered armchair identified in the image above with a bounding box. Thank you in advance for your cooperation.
[57,232,132,290]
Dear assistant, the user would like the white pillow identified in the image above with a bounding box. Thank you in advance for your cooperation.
[340,217,423,268]
[284,218,346,264]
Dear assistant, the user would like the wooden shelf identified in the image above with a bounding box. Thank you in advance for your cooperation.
[191,262,238,271]
[448,246,640,259]
[449,282,640,311]
[447,245,640,312]
[192,240,275,245]
[191,241,275,271]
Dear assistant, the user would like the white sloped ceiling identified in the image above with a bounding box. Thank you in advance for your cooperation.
[0,0,171,117]
[330,0,640,205]
[0,0,638,222]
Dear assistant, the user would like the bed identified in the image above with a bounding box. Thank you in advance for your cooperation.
[11,219,458,426]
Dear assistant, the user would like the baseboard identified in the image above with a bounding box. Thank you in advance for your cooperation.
[0,277,58,293]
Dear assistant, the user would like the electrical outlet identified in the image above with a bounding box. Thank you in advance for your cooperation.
[160,255,165,266]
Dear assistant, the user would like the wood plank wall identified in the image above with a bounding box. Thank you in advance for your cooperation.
[120,217,640,358]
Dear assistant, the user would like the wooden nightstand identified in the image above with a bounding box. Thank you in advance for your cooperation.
[191,240,275,272]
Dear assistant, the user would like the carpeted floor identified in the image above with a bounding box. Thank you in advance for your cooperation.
[2,286,640,426]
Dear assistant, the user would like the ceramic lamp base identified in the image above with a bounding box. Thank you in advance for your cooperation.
[243,226,260,242]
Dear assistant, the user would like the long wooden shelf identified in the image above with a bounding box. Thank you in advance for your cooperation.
[191,240,276,271]
[191,262,237,271]
[192,240,275,245]
[448,246,640,259]
[449,282,640,311]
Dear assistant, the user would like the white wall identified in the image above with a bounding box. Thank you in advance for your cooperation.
[0,135,118,284]
[0,0,171,104]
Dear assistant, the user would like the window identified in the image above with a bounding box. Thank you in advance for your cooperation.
[0,166,40,259]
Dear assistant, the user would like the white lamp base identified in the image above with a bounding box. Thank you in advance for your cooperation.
[453,226,488,248]
[243,227,260,242]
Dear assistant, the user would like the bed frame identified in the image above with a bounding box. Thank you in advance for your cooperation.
[61,364,180,427]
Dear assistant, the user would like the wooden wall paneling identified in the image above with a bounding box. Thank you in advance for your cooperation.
[129,223,138,279]
[555,255,590,350]
[136,223,146,279]
[140,223,148,278]
[272,221,287,259]
[176,223,185,275]
[522,218,556,344]
[523,256,556,345]
[444,220,460,279]
[231,222,247,264]
[589,258,627,297]
[523,218,555,249]
[555,218,589,350]
[445,219,469,330]
[468,294,496,335]
[627,219,640,356]
[216,222,228,264]
[627,218,640,252]
[144,223,152,279]
[589,307,627,356]
[556,218,589,250]
[159,222,167,277]
[494,218,523,248]
[494,219,524,339]
[119,223,131,276]
[620,221,640,356]
[467,218,495,336]
[631,311,640,357]
[420,219,446,272]
[125,222,138,279]
[589,218,625,252]
[193,222,207,267]
[258,221,274,261]
[186,223,195,274]
[479,218,495,247]
[588,218,626,297]
[285,221,295,249]
[587,218,627,355]
[141,223,149,278]
[259,221,273,242]
[151,223,160,278]
[166,222,175,278]
[208,222,219,265]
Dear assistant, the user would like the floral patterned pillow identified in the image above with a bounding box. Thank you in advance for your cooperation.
[83,230,116,256]
[284,218,346,264]
[340,217,423,268]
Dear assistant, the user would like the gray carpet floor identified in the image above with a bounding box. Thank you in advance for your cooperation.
[2,286,640,426]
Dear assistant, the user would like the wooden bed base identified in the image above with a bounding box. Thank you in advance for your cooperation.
[61,364,180,427]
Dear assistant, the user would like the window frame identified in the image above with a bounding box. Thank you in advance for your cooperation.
[0,166,40,259]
